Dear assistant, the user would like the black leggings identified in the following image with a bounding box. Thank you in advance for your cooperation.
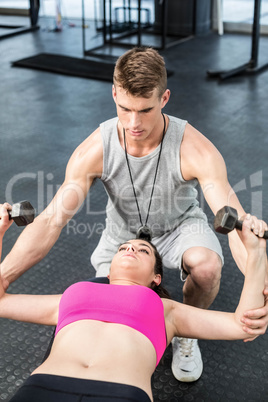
[9,374,151,402]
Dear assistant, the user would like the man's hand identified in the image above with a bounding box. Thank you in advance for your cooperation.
[241,285,268,342]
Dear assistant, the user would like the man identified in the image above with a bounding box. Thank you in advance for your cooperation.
[1,47,267,383]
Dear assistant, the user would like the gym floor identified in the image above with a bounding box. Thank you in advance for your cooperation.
[0,13,268,402]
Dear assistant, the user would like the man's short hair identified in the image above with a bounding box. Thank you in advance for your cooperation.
[113,47,167,99]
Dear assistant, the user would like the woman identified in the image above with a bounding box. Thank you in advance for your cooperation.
[0,203,267,402]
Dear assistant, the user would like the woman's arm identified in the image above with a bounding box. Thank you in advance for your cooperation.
[165,215,267,343]
[0,293,60,326]
[0,203,13,267]
[0,203,61,326]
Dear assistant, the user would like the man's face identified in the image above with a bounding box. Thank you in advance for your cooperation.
[112,85,170,143]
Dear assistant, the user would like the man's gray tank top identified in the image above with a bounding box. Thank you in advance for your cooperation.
[100,115,206,242]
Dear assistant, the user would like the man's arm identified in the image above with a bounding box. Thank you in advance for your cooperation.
[0,204,61,325]
[181,123,268,335]
[181,123,267,273]
[166,215,267,343]
[0,128,103,289]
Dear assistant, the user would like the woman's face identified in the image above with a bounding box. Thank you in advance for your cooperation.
[109,239,161,287]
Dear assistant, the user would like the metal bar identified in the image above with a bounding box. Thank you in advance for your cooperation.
[103,0,107,43]
[161,0,168,50]
[109,0,112,42]
[82,0,86,56]
[250,0,261,68]
[137,0,141,46]
[207,0,268,79]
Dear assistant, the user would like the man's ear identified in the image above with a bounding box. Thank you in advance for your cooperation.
[112,85,117,103]
[161,89,170,109]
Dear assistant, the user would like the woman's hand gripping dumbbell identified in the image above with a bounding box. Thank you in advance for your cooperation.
[0,201,35,227]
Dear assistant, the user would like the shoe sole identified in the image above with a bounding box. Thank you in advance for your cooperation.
[171,361,203,382]
[173,374,201,382]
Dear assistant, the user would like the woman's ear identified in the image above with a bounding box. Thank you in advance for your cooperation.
[153,274,161,287]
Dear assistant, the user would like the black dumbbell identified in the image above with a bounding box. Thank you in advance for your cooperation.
[8,201,35,226]
[214,206,268,239]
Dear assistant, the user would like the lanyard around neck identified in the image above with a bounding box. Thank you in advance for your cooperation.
[123,113,166,241]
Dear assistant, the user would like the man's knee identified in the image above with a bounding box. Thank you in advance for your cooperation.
[183,247,222,291]
[90,248,99,271]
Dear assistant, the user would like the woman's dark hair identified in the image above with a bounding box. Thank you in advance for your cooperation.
[147,241,171,299]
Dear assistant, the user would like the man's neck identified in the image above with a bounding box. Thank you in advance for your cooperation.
[118,114,167,158]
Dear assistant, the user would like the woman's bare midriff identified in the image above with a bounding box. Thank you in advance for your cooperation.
[32,320,156,400]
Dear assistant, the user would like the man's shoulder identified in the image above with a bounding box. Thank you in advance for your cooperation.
[69,128,104,169]
[182,124,212,150]
[168,115,187,126]
[100,116,118,130]
[181,124,224,179]
[165,115,188,142]
[66,128,103,180]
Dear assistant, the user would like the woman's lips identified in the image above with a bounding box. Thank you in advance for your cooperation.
[122,253,137,259]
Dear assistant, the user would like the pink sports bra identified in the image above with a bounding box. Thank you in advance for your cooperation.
[55,282,167,366]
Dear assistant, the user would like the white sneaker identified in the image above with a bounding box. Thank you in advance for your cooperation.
[171,337,203,382]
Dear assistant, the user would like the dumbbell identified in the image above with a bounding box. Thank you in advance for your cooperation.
[214,206,268,239]
[8,201,35,226]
